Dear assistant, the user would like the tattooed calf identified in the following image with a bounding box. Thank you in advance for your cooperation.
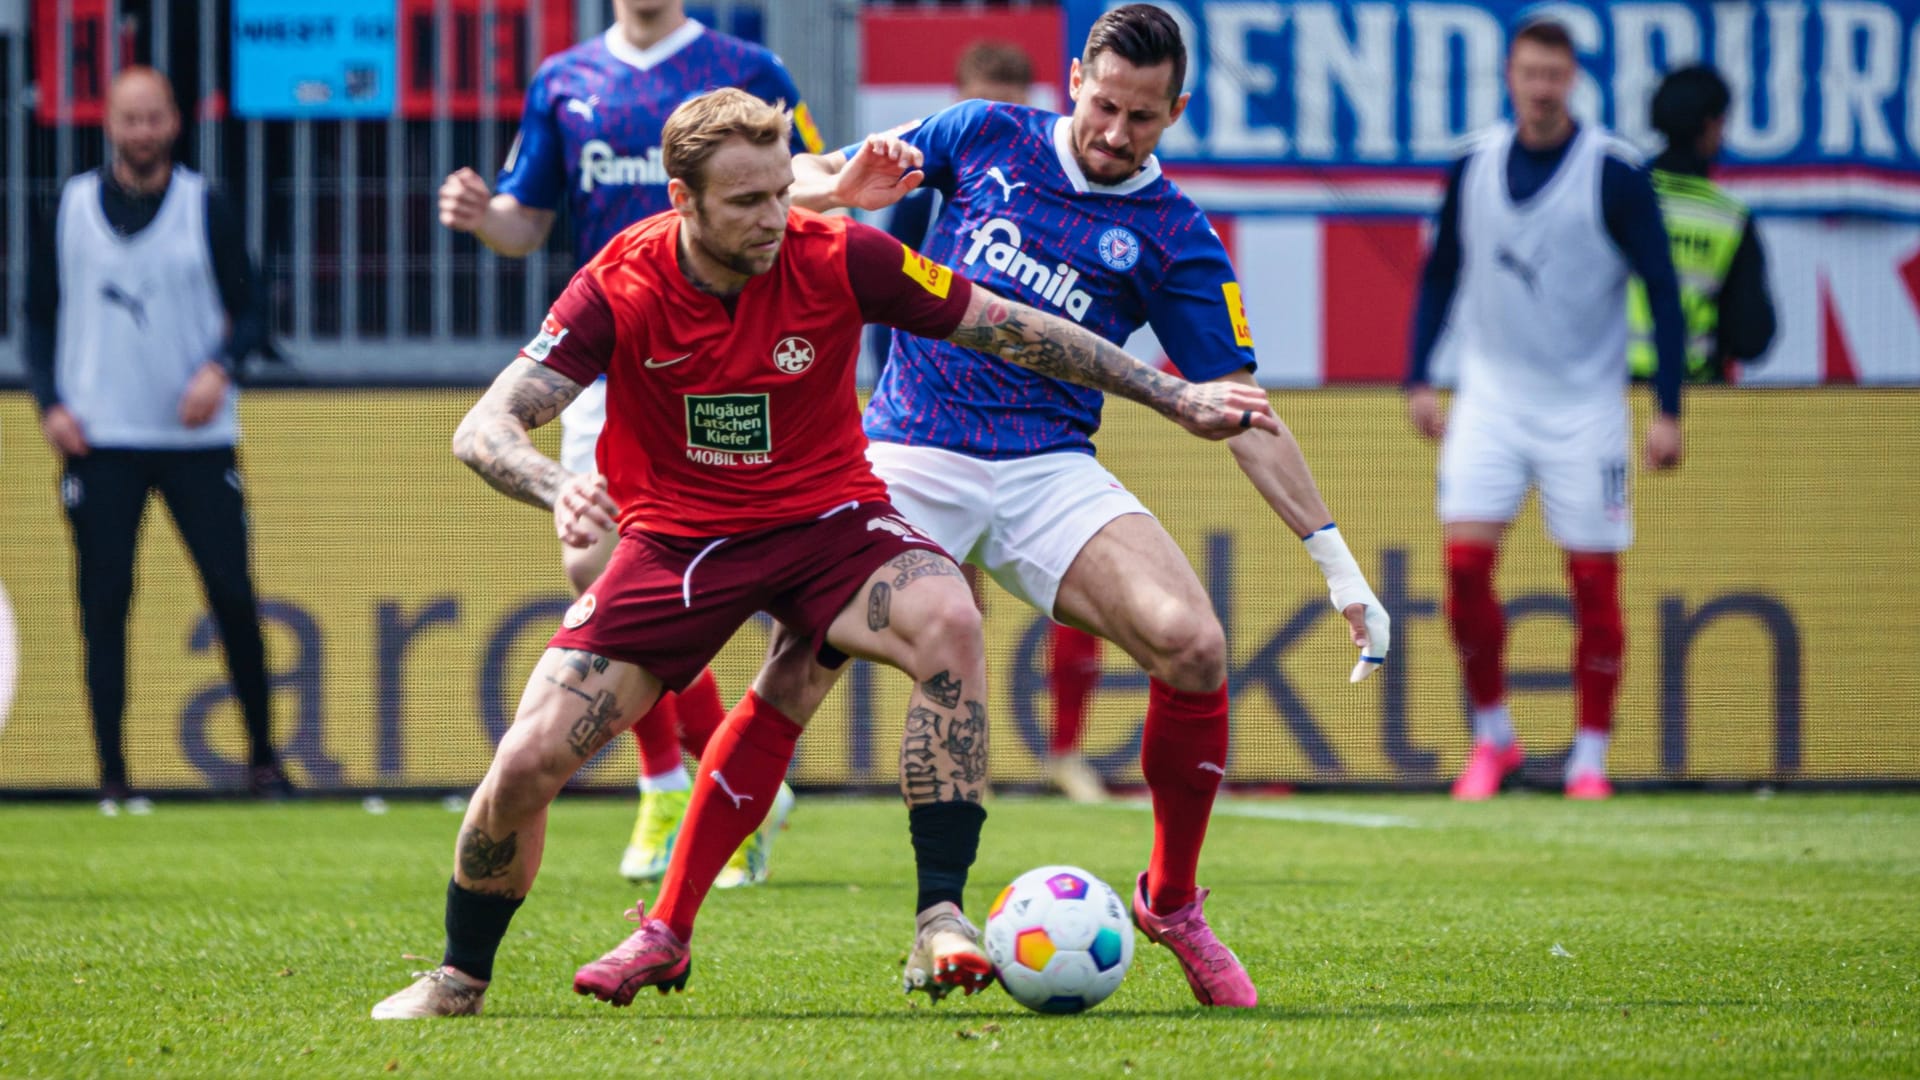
[921,670,963,709]
[457,825,518,882]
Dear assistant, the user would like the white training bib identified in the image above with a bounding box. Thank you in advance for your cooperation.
[1452,124,1632,413]
[55,165,234,448]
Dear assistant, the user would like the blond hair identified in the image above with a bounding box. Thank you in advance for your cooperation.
[662,88,793,192]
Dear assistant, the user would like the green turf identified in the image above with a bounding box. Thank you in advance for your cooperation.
[0,793,1916,1078]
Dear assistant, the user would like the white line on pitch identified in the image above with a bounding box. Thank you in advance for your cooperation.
[1102,799,1422,829]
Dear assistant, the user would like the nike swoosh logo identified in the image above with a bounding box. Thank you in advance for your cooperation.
[643,354,692,369]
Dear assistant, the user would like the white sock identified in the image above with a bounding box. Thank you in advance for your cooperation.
[1472,704,1514,749]
[638,766,691,794]
[1566,730,1610,779]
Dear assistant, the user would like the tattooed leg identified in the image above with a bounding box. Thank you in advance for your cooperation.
[452,647,659,897]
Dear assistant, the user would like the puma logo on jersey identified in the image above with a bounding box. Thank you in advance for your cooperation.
[566,96,599,122]
[710,771,753,809]
[985,166,1027,201]
[961,217,1092,322]
[100,282,149,329]
[1494,245,1542,297]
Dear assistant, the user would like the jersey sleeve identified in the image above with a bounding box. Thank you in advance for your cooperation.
[838,99,991,198]
[495,64,566,211]
[745,55,823,155]
[522,269,618,386]
[844,221,973,339]
[1143,221,1259,382]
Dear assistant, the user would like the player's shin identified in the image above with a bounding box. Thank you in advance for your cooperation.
[1140,678,1230,914]
[1567,552,1623,779]
[652,692,802,942]
[1445,540,1508,726]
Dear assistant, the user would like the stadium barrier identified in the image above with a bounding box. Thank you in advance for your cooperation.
[1,387,1915,793]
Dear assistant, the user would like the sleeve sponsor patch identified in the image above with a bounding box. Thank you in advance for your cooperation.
[901,244,953,300]
[522,313,569,362]
[792,102,825,155]
[1222,282,1254,347]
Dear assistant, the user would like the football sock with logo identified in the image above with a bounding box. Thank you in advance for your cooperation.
[441,878,524,983]
[908,800,988,912]
[1140,678,1230,914]
[1049,624,1101,756]
[653,692,801,943]
[634,692,686,786]
[1567,552,1624,738]
[673,668,729,761]
[1445,540,1506,713]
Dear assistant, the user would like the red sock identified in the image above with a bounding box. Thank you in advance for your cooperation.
[1567,553,1623,735]
[674,668,728,761]
[653,692,800,942]
[1049,625,1101,756]
[1140,678,1229,914]
[1445,540,1506,710]
[633,691,683,779]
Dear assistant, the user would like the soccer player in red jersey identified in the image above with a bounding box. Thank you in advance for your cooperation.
[372,89,1277,1018]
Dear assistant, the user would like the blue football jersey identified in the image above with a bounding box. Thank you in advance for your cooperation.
[498,21,822,267]
[859,101,1257,459]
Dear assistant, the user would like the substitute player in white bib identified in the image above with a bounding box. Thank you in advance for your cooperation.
[1405,20,1689,801]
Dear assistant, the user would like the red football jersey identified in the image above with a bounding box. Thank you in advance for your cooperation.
[531,207,972,536]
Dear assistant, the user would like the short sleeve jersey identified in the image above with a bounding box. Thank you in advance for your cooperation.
[497,21,823,266]
[859,101,1257,459]
[529,209,974,537]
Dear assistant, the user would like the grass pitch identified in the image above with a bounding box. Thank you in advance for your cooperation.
[0,792,1915,1078]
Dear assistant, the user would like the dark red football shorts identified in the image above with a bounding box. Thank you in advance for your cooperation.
[547,500,947,690]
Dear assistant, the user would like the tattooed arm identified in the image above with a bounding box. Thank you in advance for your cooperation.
[946,286,1281,441]
[451,357,586,510]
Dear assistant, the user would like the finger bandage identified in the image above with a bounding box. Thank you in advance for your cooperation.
[1302,524,1390,680]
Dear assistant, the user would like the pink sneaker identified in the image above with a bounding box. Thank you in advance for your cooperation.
[1565,772,1614,800]
[1130,873,1258,1008]
[1451,740,1525,801]
[572,903,691,1006]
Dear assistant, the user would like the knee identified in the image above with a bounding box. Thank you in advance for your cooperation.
[907,589,984,675]
[1140,609,1226,692]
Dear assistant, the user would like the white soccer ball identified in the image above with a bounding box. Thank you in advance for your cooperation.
[983,865,1134,1013]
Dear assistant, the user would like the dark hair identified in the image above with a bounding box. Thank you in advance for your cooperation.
[1651,64,1732,143]
[1082,4,1187,99]
[956,40,1033,90]
[1510,19,1575,58]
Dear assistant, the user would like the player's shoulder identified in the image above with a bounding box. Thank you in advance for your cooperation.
[785,206,847,236]
[699,26,790,75]
[589,211,679,273]
[531,33,611,86]
[1588,125,1645,168]
[1451,123,1512,165]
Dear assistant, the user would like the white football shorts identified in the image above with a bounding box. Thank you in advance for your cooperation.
[1437,396,1633,552]
[866,441,1153,618]
[558,376,607,476]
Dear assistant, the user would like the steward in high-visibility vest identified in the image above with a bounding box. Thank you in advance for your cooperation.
[1628,65,1776,383]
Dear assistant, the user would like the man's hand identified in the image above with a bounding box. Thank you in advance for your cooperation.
[1173,381,1281,440]
[178,362,230,427]
[830,137,926,212]
[554,472,619,549]
[1342,602,1391,683]
[40,404,89,457]
[1407,383,1445,439]
[1644,413,1683,470]
[439,167,493,233]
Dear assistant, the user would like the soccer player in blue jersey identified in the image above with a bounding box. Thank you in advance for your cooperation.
[778,5,1392,1008]
[436,0,824,888]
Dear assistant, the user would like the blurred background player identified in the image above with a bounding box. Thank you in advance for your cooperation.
[1629,65,1777,384]
[24,67,284,813]
[434,0,824,887]
[862,39,1110,803]
[781,4,1391,1008]
[1404,21,1690,801]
